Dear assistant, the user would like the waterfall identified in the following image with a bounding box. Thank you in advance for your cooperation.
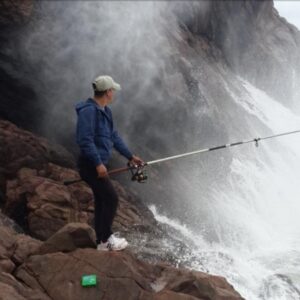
[150,79,300,300]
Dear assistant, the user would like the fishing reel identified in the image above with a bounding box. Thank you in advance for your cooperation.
[128,162,148,183]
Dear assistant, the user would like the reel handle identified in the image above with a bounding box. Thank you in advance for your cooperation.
[127,162,148,183]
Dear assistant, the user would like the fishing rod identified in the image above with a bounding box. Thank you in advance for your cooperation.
[63,166,132,186]
[63,129,300,185]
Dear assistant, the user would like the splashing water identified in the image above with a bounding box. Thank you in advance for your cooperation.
[150,79,300,300]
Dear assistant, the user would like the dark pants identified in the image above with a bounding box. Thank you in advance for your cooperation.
[78,157,119,244]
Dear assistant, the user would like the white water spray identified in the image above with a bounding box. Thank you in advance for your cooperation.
[150,80,300,300]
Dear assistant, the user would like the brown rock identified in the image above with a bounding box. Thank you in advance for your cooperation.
[0,120,75,192]
[0,226,17,258]
[4,168,91,240]
[0,193,243,300]
[38,223,96,255]
[4,163,157,241]
[3,163,188,266]
[0,282,27,300]
[152,265,243,300]
[12,234,42,265]
[0,258,15,273]
[40,162,80,183]
[28,212,68,241]
[154,290,202,300]
[0,272,51,300]
[14,249,243,300]
[0,222,42,271]
[15,249,153,300]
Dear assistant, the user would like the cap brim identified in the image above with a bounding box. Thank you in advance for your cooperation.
[112,82,121,91]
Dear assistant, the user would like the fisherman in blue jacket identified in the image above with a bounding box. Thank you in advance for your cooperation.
[75,75,143,251]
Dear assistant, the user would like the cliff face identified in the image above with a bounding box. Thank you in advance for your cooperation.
[0,0,43,133]
[1,1,299,137]
[172,0,300,106]
[207,0,300,106]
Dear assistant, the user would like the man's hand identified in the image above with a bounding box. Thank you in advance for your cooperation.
[129,155,144,166]
[96,164,108,178]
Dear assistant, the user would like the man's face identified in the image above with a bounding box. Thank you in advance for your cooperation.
[107,89,114,103]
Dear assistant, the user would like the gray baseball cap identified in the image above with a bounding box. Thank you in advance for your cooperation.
[92,75,121,92]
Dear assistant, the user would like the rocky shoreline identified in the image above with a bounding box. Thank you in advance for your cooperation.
[1,1,300,298]
[0,119,243,299]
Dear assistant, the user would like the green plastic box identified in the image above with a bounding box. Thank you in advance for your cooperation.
[81,274,97,287]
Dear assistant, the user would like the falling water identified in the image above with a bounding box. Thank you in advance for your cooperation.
[150,79,300,300]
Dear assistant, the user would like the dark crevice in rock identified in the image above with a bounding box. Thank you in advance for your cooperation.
[6,193,30,234]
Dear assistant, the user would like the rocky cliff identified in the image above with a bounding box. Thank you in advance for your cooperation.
[1,1,300,299]
[176,0,300,106]
[0,120,243,299]
[1,1,299,143]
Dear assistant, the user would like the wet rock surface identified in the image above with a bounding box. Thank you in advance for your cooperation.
[0,119,244,299]
[0,219,243,300]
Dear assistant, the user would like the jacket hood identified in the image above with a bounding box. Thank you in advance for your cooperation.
[75,98,96,114]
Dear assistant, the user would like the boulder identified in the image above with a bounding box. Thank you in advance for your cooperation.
[38,223,96,255]
[4,167,93,240]
[152,265,243,300]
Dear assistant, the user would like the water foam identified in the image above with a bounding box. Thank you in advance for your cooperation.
[150,80,300,299]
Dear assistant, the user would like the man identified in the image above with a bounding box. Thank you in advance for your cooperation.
[75,75,143,251]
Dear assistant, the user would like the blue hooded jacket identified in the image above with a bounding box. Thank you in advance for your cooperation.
[75,98,133,166]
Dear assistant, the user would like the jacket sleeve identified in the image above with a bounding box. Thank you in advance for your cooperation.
[76,107,102,166]
[112,130,133,160]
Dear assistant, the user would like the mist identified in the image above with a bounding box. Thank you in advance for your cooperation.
[8,1,300,299]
